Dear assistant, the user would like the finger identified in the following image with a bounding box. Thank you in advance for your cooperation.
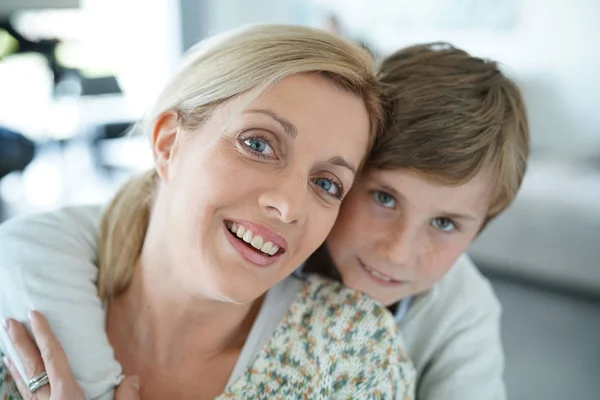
[115,376,141,400]
[28,311,75,386]
[4,318,51,398]
[4,356,34,399]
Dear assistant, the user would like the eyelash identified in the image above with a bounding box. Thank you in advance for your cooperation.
[239,133,344,201]
[431,217,458,233]
[239,133,278,160]
[314,176,344,201]
[372,189,460,232]
[372,190,397,209]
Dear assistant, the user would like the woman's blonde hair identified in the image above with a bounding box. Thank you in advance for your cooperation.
[98,24,382,299]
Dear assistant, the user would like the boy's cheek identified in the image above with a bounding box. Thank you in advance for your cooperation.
[420,254,459,285]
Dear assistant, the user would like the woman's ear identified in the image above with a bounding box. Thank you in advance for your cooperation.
[152,111,180,182]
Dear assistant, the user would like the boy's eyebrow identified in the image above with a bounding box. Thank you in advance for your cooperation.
[378,183,402,200]
[439,212,478,222]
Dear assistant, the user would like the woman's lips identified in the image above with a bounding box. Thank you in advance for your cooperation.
[226,219,287,251]
[223,223,284,267]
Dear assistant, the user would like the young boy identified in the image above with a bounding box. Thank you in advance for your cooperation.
[0,43,528,399]
[306,42,528,399]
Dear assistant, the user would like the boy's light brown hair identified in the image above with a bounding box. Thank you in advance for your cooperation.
[369,42,529,223]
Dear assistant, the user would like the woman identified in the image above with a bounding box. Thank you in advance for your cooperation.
[0,25,414,399]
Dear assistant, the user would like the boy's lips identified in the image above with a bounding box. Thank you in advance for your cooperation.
[357,258,404,287]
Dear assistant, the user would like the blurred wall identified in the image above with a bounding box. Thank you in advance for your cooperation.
[364,0,600,154]
[179,0,315,50]
[105,0,182,111]
[0,0,79,16]
[180,0,600,153]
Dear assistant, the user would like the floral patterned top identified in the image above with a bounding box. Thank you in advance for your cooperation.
[0,361,18,400]
[0,275,414,399]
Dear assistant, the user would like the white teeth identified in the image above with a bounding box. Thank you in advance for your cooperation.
[236,225,245,238]
[366,265,392,282]
[268,245,279,256]
[261,241,273,254]
[372,271,392,282]
[250,235,264,249]
[227,222,282,256]
[242,230,253,243]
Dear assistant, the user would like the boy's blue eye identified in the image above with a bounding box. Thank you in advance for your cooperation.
[432,218,456,232]
[373,191,396,208]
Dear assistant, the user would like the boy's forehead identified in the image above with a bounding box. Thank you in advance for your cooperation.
[364,165,492,186]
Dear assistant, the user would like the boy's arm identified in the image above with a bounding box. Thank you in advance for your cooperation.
[0,206,122,400]
[416,291,506,400]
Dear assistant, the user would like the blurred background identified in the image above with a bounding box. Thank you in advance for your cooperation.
[0,0,598,398]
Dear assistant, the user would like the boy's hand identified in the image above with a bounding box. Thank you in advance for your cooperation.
[3,311,139,400]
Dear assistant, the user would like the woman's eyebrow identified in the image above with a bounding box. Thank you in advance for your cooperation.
[244,108,297,139]
[245,109,356,174]
[327,156,356,175]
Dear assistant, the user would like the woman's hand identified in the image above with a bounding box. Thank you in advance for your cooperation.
[3,311,139,400]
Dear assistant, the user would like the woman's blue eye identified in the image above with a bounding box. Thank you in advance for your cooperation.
[373,191,396,208]
[243,137,274,156]
[432,218,456,232]
[314,177,342,199]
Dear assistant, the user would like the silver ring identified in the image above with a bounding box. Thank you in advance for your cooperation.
[28,372,49,394]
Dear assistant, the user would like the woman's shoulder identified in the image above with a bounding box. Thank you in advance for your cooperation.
[0,204,104,240]
[0,205,104,266]
[0,356,22,400]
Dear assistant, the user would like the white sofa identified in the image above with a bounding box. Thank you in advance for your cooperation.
[469,157,600,294]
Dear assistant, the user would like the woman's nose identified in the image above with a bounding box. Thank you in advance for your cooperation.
[258,170,307,225]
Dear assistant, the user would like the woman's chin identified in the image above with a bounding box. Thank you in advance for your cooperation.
[200,275,268,305]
